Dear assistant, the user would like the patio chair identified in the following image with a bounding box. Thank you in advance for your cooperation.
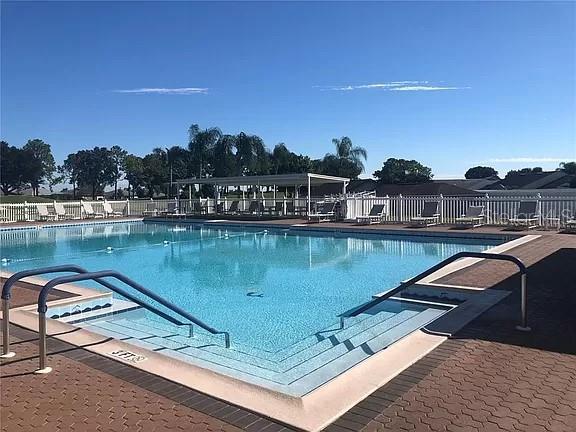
[454,205,485,228]
[188,201,207,215]
[82,202,104,219]
[143,202,158,216]
[410,201,440,227]
[356,204,387,225]
[564,218,576,233]
[54,202,75,220]
[508,201,540,230]
[103,202,124,218]
[225,200,240,215]
[243,201,263,215]
[308,201,337,223]
[272,201,284,215]
[37,204,56,221]
[161,202,185,218]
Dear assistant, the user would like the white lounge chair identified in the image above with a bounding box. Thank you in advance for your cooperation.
[103,202,124,218]
[37,204,56,221]
[410,201,440,227]
[54,202,75,220]
[564,218,576,233]
[308,202,337,223]
[82,202,104,219]
[508,201,540,230]
[454,206,485,228]
[357,204,387,225]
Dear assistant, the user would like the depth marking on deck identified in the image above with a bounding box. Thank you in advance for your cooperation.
[109,349,147,364]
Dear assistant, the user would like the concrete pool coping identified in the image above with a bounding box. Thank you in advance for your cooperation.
[0,229,529,431]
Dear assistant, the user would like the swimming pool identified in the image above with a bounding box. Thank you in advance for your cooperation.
[1,221,502,351]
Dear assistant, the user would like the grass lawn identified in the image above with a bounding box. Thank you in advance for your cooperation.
[0,195,54,204]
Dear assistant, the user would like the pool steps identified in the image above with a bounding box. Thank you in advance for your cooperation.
[76,303,446,395]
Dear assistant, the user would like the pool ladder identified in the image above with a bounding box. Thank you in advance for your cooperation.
[339,251,530,332]
[1,265,230,374]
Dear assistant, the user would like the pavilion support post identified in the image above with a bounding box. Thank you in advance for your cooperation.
[307,176,311,216]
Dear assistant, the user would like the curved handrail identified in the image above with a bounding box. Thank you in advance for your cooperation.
[37,270,230,347]
[340,251,529,330]
[2,265,108,358]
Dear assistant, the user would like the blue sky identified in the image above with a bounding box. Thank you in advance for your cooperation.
[1,1,575,179]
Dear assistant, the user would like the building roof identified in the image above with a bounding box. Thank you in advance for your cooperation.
[433,176,502,191]
[374,182,478,196]
[494,170,574,190]
[176,173,349,187]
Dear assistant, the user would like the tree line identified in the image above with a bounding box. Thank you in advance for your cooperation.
[2,126,575,199]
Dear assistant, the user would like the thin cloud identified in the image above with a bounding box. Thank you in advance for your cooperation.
[390,85,470,92]
[113,87,208,95]
[488,157,572,163]
[318,81,469,92]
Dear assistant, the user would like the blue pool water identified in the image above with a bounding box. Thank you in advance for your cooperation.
[0,221,501,352]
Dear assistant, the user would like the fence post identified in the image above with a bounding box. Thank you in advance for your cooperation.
[485,194,490,225]
[126,199,130,216]
[439,194,444,224]
[399,194,404,223]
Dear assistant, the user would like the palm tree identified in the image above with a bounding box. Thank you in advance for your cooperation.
[330,136,367,173]
[188,124,222,178]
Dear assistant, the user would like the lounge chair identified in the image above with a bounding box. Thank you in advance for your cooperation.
[82,202,104,219]
[308,202,337,223]
[103,202,124,218]
[286,202,306,216]
[357,204,387,225]
[161,202,184,217]
[54,203,75,220]
[188,201,207,215]
[225,200,240,215]
[272,201,284,215]
[410,201,440,227]
[508,201,540,230]
[143,202,158,216]
[243,201,262,215]
[564,218,576,233]
[37,204,56,221]
[454,206,485,228]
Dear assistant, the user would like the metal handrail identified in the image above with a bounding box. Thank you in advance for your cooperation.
[2,265,98,358]
[33,270,230,373]
[339,252,530,332]
[1,265,198,358]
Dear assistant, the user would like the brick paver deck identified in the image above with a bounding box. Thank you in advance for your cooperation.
[1,223,575,432]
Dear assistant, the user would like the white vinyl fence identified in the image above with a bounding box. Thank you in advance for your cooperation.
[343,193,576,225]
[0,192,575,226]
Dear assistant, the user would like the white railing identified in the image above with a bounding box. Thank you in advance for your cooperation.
[0,192,575,226]
[343,193,576,225]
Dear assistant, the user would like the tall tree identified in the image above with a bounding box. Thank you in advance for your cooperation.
[465,166,498,179]
[329,137,367,174]
[22,139,56,195]
[0,141,28,195]
[110,145,128,199]
[213,135,237,177]
[58,153,81,198]
[142,148,169,197]
[373,158,433,184]
[72,147,116,199]
[188,124,222,178]
[124,155,145,198]
[560,161,576,175]
[234,132,269,175]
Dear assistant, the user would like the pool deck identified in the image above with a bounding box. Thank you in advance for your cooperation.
[1,220,575,432]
